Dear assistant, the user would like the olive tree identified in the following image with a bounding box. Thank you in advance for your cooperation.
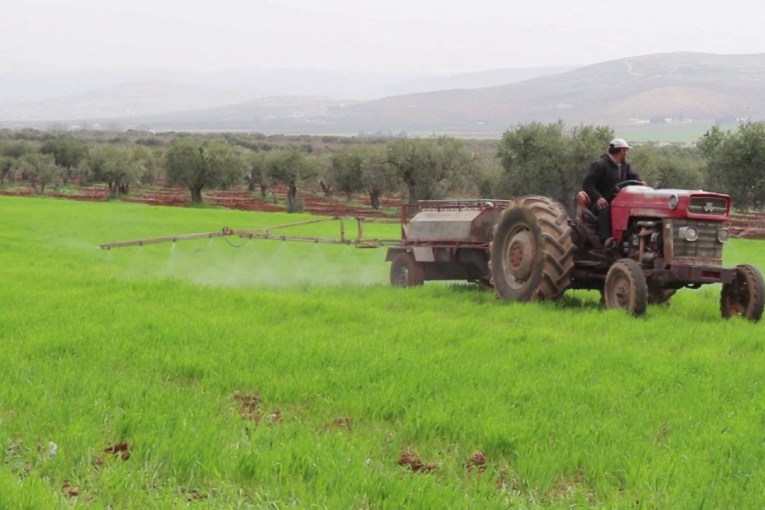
[40,135,88,184]
[16,152,62,194]
[329,145,398,208]
[387,137,476,203]
[88,145,158,197]
[164,138,246,203]
[629,145,705,190]
[266,149,310,212]
[0,141,31,185]
[245,151,270,196]
[361,146,398,209]
[495,122,612,211]
[330,147,366,201]
[698,122,765,210]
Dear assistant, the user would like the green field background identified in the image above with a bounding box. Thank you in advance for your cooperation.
[1,195,764,508]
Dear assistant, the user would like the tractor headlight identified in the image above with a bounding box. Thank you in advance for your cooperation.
[717,228,730,243]
[668,194,679,210]
[678,226,698,242]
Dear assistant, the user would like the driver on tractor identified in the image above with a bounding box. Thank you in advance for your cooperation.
[582,138,644,247]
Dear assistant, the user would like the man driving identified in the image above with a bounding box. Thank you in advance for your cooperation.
[582,138,643,246]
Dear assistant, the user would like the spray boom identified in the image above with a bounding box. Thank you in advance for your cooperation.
[100,216,400,250]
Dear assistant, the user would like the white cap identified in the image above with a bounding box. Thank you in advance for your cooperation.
[610,138,631,149]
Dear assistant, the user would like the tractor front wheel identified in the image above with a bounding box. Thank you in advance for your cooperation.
[604,258,648,316]
[390,252,424,287]
[721,264,764,322]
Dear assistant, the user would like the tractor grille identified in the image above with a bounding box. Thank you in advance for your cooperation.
[688,197,727,216]
[671,219,724,260]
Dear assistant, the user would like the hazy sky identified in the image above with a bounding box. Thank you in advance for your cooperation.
[3,0,765,74]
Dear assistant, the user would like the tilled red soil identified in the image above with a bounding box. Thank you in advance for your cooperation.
[0,184,398,218]
[726,211,765,240]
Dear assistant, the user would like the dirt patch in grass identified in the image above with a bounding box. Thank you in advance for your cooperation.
[232,391,262,423]
[232,391,284,426]
[323,417,353,433]
[398,451,437,474]
[103,442,131,461]
[466,450,487,474]
[61,481,81,499]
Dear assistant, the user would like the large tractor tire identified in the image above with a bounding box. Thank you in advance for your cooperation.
[721,264,764,322]
[604,258,648,317]
[489,196,574,301]
[390,252,425,287]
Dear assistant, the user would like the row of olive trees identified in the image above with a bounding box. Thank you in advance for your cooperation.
[165,139,332,211]
[0,136,160,195]
[0,135,321,207]
[0,140,66,194]
[4,124,764,212]
[164,136,481,210]
[325,137,479,208]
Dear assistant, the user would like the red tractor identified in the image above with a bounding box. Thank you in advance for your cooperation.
[386,183,764,321]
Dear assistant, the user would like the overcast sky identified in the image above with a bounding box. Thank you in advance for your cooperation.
[3,0,765,74]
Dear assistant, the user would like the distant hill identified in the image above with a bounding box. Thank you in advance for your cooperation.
[317,52,765,134]
[0,82,256,122]
[0,65,572,124]
[2,53,764,137]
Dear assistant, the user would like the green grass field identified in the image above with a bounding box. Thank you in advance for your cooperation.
[1,195,765,508]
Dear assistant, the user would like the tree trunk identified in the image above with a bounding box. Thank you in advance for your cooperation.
[407,184,417,205]
[319,178,334,196]
[259,183,269,197]
[286,183,302,212]
[190,187,203,203]
[0,162,10,185]
[369,189,381,209]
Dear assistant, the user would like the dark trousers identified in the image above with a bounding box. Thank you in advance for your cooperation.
[589,202,612,240]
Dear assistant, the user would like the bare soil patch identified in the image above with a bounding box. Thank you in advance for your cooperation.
[0,183,399,218]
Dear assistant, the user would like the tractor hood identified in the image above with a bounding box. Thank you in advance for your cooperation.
[611,186,731,223]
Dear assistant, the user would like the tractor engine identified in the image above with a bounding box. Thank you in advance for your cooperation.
[610,186,731,268]
[620,220,663,264]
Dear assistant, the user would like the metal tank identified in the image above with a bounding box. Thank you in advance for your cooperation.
[386,200,512,286]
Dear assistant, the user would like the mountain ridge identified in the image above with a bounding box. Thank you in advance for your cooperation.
[2,53,764,135]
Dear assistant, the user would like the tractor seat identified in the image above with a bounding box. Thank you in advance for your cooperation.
[576,191,598,224]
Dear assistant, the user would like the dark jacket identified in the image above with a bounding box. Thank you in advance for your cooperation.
[583,153,641,203]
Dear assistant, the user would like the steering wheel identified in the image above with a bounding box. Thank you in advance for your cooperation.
[610,179,643,196]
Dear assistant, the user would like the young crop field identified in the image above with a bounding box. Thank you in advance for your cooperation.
[1,195,765,508]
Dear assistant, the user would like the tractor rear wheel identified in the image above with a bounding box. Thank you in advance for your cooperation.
[721,264,764,322]
[604,258,648,316]
[390,252,424,287]
[489,196,574,301]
